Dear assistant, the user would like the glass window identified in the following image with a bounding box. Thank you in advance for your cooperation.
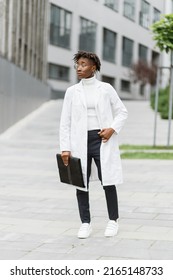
[79,17,97,52]
[152,51,159,66]
[103,28,116,63]
[121,80,131,92]
[49,63,69,81]
[123,0,135,21]
[140,84,145,95]
[139,0,150,28]
[102,75,115,87]
[50,4,72,49]
[153,7,161,23]
[104,0,119,11]
[122,37,134,67]
[139,44,148,62]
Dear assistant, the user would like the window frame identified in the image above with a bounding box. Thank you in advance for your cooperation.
[139,0,150,29]
[139,44,148,62]
[79,17,97,52]
[153,7,161,23]
[50,4,72,49]
[102,28,117,63]
[48,63,70,81]
[104,0,119,12]
[121,79,131,92]
[122,36,134,67]
[123,0,135,21]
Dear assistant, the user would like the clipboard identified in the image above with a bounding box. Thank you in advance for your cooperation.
[56,154,85,188]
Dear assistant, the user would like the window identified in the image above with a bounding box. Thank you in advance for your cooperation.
[102,75,115,87]
[121,80,131,92]
[49,63,69,81]
[50,5,72,49]
[79,17,97,52]
[153,8,161,23]
[123,0,135,21]
[152,51,159,66]
[104,0,119,11]
[122,37,134,67]
[139,44,148,62]
[103,28,116,63]
[140,84,145,96]
[139,0,150,28]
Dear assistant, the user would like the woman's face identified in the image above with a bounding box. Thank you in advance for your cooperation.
[75,57,96,79]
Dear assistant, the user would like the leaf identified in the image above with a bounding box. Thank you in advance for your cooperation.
[151,14,173,52]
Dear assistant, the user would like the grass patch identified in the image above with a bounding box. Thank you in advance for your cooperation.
[121,152,173,160]
[120,144,173,150]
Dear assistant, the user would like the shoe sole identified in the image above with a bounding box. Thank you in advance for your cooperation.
[78,229,92,239]
[104,233,118,237]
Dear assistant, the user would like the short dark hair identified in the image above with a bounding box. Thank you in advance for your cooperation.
[73,50,101,71]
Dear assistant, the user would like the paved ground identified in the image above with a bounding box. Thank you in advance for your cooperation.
[0,100,173,260]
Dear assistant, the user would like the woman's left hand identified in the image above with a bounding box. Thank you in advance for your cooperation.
[98,128,115,143]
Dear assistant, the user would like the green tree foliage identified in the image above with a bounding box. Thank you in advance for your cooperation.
[150,15,173,120]
[150,86,173,119]
[151,14,173,53]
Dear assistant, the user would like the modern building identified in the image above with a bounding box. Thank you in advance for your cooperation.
[47,0,170,100]
[0,0,48,81]
[0,0,50,133]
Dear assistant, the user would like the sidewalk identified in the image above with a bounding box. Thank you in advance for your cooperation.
[0,100,173,260]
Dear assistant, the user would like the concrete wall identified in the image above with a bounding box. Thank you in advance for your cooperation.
[0,57,50,134]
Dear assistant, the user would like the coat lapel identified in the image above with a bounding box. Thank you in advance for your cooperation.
[94,79,102,107]
[75,81,87,108]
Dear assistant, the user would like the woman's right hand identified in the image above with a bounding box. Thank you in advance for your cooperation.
[61,151,71,166]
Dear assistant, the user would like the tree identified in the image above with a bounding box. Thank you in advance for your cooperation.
[131,60,157,86]
[151,14,173,146]
[151,14,173,53]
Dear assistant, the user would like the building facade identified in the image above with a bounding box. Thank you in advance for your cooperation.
[47,0,168,99]
[0,0,50,133]
[0,0,48,81]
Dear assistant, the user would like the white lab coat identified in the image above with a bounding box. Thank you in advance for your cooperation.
[59,78,128,191]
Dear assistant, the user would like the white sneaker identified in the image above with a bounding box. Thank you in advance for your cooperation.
[77,223,92,239]
[104,220,119,237]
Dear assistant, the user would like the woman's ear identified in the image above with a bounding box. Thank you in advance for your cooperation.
[92,65,96,73]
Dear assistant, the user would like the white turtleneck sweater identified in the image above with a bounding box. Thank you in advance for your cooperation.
[82,76,100,131]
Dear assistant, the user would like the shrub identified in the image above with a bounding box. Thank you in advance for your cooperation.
[150,86,173,119]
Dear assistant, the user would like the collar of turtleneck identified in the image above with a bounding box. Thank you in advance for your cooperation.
[81,76,96,86]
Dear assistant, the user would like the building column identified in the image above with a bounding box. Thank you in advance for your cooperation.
[41,0,49,81]
[0,0,6,56]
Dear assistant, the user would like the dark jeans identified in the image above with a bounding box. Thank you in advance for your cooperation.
[76,130,119,223]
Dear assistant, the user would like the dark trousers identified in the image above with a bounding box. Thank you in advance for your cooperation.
[76,130,119,223]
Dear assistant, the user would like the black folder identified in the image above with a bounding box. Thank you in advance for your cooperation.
[56,154,85,188]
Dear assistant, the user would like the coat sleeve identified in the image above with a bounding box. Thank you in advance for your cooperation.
[59,87,72,152]
[108,84,128,134]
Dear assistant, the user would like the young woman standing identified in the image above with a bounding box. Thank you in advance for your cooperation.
[59,51,128,238]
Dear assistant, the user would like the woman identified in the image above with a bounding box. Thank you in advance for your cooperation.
[59,51,128,238]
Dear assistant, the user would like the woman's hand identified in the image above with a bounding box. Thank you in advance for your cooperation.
[61,151,71,166]
[98,128,115,143]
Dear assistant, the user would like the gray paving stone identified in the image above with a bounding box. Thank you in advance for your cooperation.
[0,100,173,260]
[0,241,41,251]
[20,251,66,260]
[0,250,28,260]
[149,250,173,260]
